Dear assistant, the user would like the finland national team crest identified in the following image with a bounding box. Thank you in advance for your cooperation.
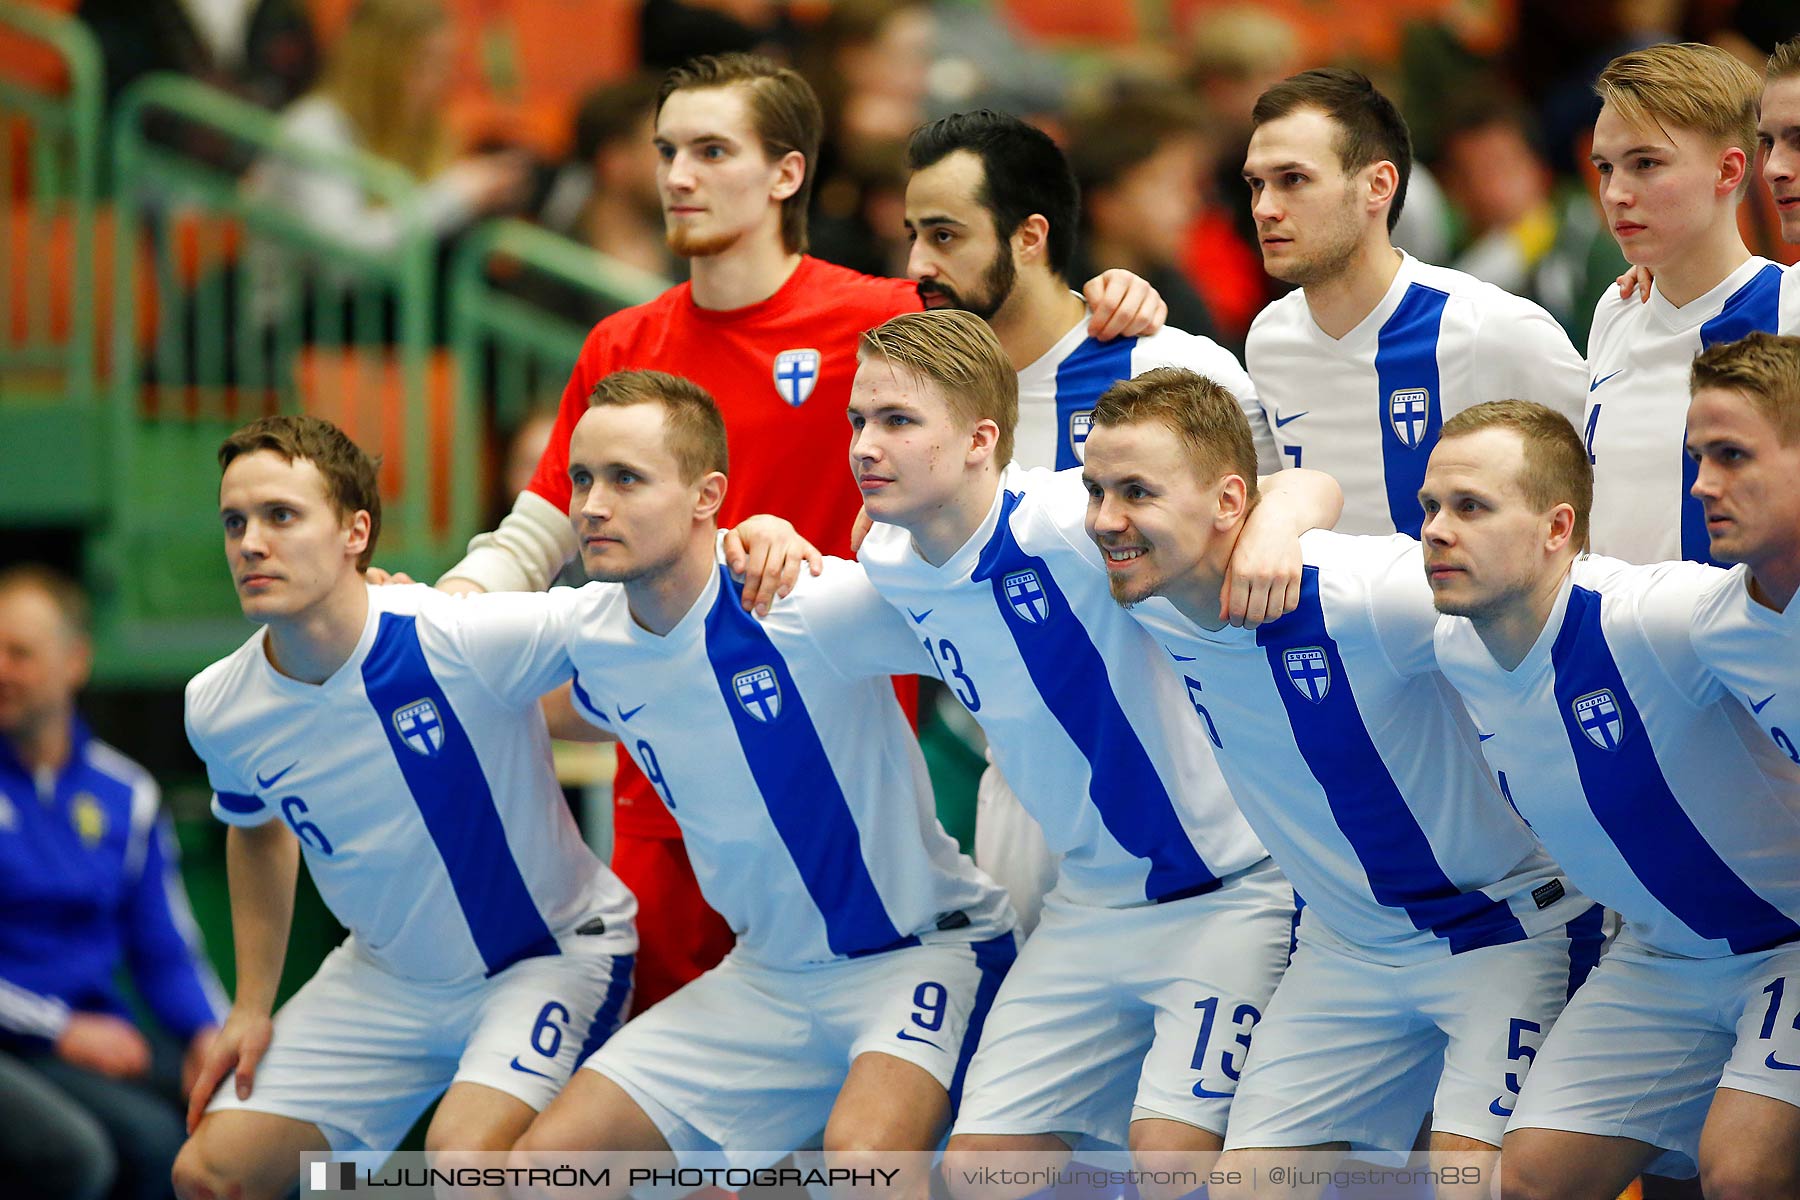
[1003,570,1050,624]
[1283,646,1331,703]
[773,348,821,407]
[1389,388,1431,449]
[1068,411,1093,462]
[1573,689,1624,751]
[733,666,783,722]
[393,698,444,757]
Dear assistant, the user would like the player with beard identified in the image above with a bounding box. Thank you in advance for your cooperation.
[431,54,1163,1013]
[1242,69,1586,539]
[898,110,1272,933]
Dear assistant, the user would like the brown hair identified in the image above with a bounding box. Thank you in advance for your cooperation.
[587,369,729,481]
[858,310,1018,464]
[1090,367,1261,505]
[1440,401,1591,547]
[317,0,454,178]
[1251,67,1413,231]
[1595,43,1761,188]
[218,415,382,570]
[1689,331,1800,445]
[0,563,90,640]
[1769,36,1800,83]
[657,53,822,254]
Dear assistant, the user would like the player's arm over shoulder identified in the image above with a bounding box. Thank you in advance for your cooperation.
[429,583,591,707]
[790,557,936,679]
[1471,289,1587,420]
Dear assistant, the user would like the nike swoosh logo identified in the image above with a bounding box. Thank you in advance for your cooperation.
[1589,370,1622,392]
[256,763,298,789]
[619,703,646,722]
[1167,649,1197,662]
[1766,1052,1800,1072]
[1752,694,1778,714]
[907,608,933,624]
[1488,1098,1516,1117]
[1274,411,1309,428]
[509,1056,556,1080]
[1191,1081,1234,1099]
[1478,733,1495,742]
[895,1028,942,1050]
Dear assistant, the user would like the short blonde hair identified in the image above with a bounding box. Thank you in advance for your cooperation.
[588,369,729,482]
[1090,368,1260,507]
[1440,401,1591,548]
[1596,43,1760,189]
[1690,332,1800,446]
[858,311,1018,464]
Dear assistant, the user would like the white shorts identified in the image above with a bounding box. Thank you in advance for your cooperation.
[974,759,1059,937]
[588,933,1017,1168]
[1223,904,1605,1158]
[206,936,634,1151]
[952,858,1295,1148]
[1508,931,1800,1179]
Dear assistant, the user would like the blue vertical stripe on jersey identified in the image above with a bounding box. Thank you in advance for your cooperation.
[575,951,635,1066]
[701,568,913,958]
[1690,264,1786,564]
[1257,569,1529,953]
[361,613,560,976]
[1374,284,1450,537]
[1549,585,1800,953]
[1564,904,1604,1000]
[1053,335,1137,469]
[948,932,1018,1111]
[974,490,1221,903]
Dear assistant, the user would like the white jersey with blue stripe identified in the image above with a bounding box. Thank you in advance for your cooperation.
[857,465,1269,911]
[185,584,636,984]
[1434,557,1800,959]
[1584,258,1800,565]
[1128,531,1588,957]
[1014,310,1275,472]
[1692,564,1800,766]
[1247,252,1586,537]
[562,559,1014,969]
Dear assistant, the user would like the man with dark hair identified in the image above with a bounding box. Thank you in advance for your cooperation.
[0,565,226,1200]
[901,108,1271,931]
[434,54,1164,1011]
[1243,68,1586,539]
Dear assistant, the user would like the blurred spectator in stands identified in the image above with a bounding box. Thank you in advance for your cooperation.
[804,0,937,277]
[1066,86,1221,343]
[540,73,680,281]
[79,0,317,117]
[245,0,531,334]
[640,0,791,71]
[0,566,225,1200]
[1180,5,1301,345]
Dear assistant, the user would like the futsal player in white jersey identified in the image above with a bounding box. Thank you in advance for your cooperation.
[505,370,1016,1183]
[1687,334,1800,773]
[901,109,1274,933]
[1762,40,1800,246]
[170,416,641,1200]
[1583,43,1800,566]
[1078,371,1599,1191]
[850,311,1341,1196]
[1241,68,1585,539]
[1417,401,1800,1199]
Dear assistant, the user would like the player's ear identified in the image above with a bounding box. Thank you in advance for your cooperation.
[1365,160,1399,216]
[1011,213,1051,266]
[1716,144,1748,198]
[968,418,1002,465]
[694,471,728,523]
[344,509,373,561]
[1215,473,1251,528]
[770,149,805,204]
[1545,502,1578,555]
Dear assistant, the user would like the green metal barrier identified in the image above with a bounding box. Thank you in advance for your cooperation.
[448,216,666,435]
[0,2,103,522]
[94,72,452,681]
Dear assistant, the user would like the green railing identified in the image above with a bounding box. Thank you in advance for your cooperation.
[0,2,103,521]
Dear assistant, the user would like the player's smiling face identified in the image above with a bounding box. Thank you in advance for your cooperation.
[904,150,1018,320]
[1759,75,1800,242]
[847,355,977,530]
[1590,104,1743,269]
[654,84,800,259]
[1686,385,1800,575]
[1081,419,1226,608]
[567,403,719,585]
[1242,108,1367,286]
[1419,429,1567,624]
[218,451,370,624]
